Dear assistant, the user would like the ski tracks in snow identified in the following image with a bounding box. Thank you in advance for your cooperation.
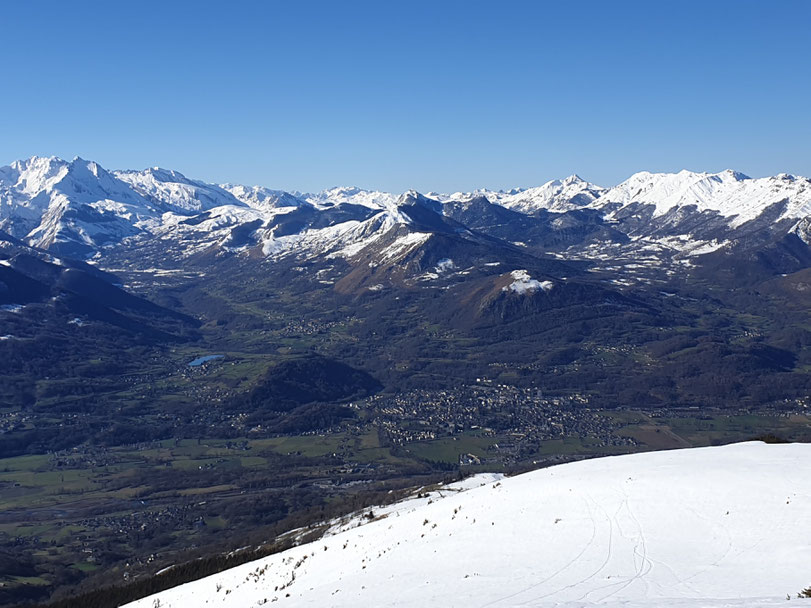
[479,495,601,608]
[484,488,659,607]
[582,491,653,603]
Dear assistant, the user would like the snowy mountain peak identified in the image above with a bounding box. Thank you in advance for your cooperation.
[721,168,749,181]
[326,185,364,196]
[67,156,115,182]
[492,174,606,214]
[139,167,192,183]
[603,168,811,227]
[0,156,156,256]
[9,154,62,171]
[1,155,146,209]
[223,184,308,211]
[115,166,246,214]
[303,186,399,212]
[397,189,441,209]
[3,156,69,197]
[775,172,798,182]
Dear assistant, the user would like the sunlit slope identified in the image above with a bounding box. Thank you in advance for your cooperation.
[125,442,811,608]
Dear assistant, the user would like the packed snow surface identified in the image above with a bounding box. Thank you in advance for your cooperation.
[123,442,811,608]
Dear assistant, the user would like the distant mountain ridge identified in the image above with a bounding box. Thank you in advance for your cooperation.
[1,156,810,282]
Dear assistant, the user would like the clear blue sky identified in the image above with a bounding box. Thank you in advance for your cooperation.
[1,0,809,192]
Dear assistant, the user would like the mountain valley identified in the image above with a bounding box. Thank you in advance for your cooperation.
[1,156,810,607]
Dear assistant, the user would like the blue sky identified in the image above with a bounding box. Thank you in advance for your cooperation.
[1,0,809,192]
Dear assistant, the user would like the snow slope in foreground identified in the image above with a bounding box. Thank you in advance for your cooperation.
[124,442,811,608]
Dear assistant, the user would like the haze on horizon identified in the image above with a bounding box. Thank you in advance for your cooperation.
[1,0,809,193]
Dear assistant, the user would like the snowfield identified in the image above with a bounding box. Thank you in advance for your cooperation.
[123,442,811,608]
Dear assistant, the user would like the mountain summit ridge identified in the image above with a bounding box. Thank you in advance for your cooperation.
[1,156,810,272]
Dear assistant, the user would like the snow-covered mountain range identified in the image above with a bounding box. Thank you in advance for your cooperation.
[2,156,811,280]
[123,441,811,608]
[439,174,607,214]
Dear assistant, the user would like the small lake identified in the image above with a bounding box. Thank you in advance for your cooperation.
[188,355,224,367]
